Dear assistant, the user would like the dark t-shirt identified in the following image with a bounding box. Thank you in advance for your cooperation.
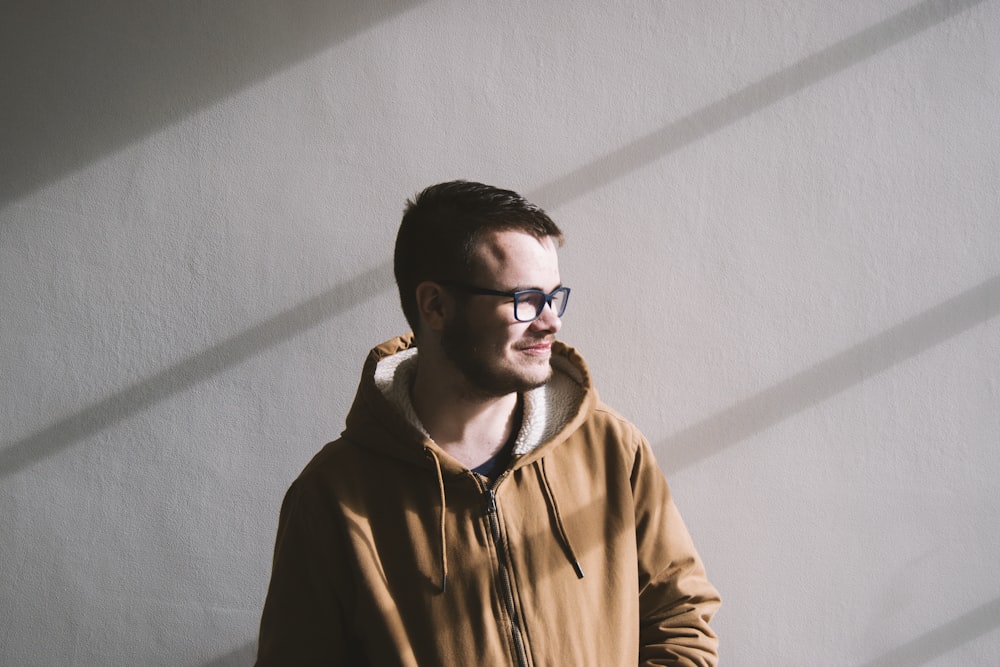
[471,398,523,481]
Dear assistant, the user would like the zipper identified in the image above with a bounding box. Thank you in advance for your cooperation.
[481,477,530,667]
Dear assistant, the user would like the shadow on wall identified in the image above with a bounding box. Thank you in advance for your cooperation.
[859,597,1000,666]
[1,0,983,211]
[0,262,395,477]
[530,0,990,209]
[0,0,423,206]
[201,642,256,667]
[1,0,990,478]
[656,274,1000,471]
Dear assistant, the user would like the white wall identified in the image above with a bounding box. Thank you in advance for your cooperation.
[2,1,998,665]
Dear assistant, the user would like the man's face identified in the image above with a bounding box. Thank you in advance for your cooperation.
[441,230,563,398]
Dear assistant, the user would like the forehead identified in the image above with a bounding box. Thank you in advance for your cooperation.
[471,229,561,288]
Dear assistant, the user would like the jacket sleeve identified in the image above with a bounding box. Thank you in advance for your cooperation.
[632,435,721,666]
[255,479,354,666]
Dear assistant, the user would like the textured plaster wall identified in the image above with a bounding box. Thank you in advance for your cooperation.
[2,1,998,665]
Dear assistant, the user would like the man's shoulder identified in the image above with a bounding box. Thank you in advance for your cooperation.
[575,399,647,454]
[295,436,363,485]
[279,435,391,516]
[588,398,640,430]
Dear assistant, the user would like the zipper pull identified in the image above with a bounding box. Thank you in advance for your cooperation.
[484,487,498,515]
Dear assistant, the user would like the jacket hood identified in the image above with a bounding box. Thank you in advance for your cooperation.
[259,337,721,663]
[342,333,596,476]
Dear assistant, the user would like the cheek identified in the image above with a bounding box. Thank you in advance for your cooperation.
[499,324,532,351]
[468,325,517,359]
[470,310,523,346]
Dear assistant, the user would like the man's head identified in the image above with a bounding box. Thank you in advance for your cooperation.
[394,181,567,397]
[394,180,564,335]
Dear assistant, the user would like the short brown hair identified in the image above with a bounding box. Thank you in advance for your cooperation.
[394,180,563,333]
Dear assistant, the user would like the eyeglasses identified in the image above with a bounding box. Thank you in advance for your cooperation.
[438,280,571,323]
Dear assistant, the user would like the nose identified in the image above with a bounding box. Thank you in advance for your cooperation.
[530,300,562,333]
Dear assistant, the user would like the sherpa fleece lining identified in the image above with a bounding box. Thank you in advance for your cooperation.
[373,347,586,456]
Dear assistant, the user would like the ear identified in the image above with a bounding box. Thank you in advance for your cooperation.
[414,281,450,332]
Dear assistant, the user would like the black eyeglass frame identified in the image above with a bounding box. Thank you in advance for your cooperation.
[437,280,571,323]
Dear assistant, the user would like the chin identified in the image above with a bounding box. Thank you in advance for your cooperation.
[515,364,553,391]
[466,363,552,398]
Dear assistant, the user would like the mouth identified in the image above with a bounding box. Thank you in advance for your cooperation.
[517,339,554,355]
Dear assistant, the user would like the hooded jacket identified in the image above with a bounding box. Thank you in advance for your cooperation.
[256,334,720,666]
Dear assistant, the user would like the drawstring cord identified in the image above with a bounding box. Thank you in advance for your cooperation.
[428,448,449,594]
[427,449,583,593]
[537,458,585,579]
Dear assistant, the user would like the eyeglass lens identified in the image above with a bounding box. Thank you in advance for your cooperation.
[515,289,568,322]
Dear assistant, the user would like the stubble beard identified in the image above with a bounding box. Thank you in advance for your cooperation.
[441,314,552,399]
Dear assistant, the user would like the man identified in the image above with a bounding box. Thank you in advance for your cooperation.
[255,181,721,666]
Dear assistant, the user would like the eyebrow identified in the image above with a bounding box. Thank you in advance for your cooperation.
[508,283,564,293]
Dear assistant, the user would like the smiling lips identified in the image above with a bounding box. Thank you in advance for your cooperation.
[517,339,553,355]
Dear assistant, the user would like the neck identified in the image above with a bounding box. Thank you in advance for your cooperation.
[411,360,521,470]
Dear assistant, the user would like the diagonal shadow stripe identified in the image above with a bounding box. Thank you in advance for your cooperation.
[531,0,989,209]
[656,274,1000,472]
[0,262,395,477]
[3,0,988,476]
[0,0,424,205]
[199,641,257,667]
[858,597,1000,666]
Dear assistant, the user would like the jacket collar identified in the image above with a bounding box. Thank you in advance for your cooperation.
[345,334,594,471]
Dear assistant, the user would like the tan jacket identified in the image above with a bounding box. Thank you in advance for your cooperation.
[256,335,720,666]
